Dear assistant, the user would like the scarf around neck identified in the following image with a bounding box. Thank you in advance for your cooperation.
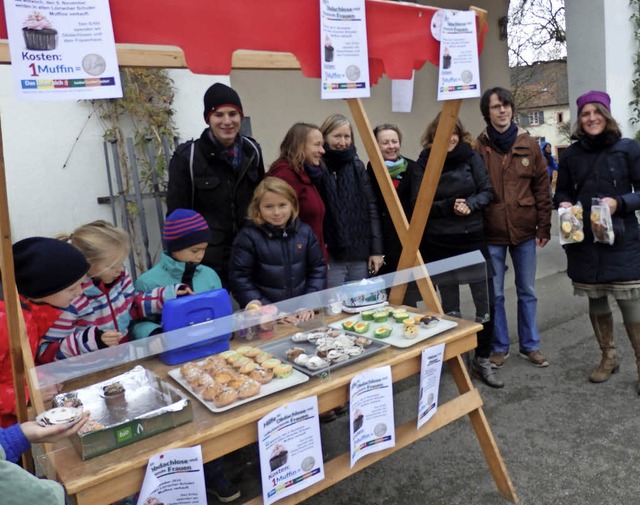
[487,122,518,154]
[385,157,408,179]
[208,130,242,169]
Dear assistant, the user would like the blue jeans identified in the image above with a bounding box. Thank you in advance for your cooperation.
[487,239,540,353]
[327,258,369,288]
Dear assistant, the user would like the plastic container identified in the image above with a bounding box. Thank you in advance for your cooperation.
[160,289,233,365]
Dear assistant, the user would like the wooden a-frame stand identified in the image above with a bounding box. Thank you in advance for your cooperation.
[0,4,517,502]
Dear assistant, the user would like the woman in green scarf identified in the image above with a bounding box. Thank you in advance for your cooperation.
[367,124,419,303]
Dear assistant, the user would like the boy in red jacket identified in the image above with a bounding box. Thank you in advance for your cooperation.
[0,237,89,427]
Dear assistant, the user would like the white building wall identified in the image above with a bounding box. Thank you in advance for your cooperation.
[0,0,509,248]
[566,0,636,137]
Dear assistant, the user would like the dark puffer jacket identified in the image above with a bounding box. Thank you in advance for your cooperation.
[229,219,327,307]
[166,129,265,283]
[554,136,640,283]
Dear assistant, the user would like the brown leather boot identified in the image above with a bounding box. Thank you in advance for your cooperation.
[623,322,640,395]
[589,313,619,383]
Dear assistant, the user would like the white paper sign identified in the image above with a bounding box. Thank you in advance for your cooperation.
[417,343,446,429]
[320,0,370,99]
[258,396,325,505]
[349,365,395,468]
[436,10,481,101]
[391,71,415,113]
[3,0,123,100]
[136,446,207,505]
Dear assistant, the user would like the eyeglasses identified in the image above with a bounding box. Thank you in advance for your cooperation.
[489,104,511,111]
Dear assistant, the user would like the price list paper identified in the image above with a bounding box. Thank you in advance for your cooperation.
[258,396,325,505]
[349,365,395,468]
[417,343,445,429]
[3,0,122,100]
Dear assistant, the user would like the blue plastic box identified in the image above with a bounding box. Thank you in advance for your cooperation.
[160,288,233,365]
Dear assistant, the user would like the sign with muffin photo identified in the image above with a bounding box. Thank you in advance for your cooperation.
[258,396,325,504]
[137,446,207,505]
[3,0,122,100]
[349,365,395,468]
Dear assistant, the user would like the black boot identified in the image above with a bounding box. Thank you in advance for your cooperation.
[471,356,504,388]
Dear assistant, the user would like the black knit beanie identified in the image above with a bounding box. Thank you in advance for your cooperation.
[13,237,90,299]
[203,82,243,123]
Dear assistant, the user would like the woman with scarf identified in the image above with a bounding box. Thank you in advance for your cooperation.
[268,122,328,263]
[318,114,384,287]
[413,113,502,388]
[367,123,420,305]
[555,90,640,393]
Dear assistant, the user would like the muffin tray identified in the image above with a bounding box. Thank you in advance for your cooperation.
[258,327,390,377]
[168,363,309,413]
[328,312,458,348]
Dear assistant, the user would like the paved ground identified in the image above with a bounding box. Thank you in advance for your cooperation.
[218,214,640,504]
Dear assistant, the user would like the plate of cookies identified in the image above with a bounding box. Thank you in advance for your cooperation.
[167,346,309,413]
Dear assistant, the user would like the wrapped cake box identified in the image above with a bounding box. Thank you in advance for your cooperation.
[340,277,387,310]
[53,366,192,460]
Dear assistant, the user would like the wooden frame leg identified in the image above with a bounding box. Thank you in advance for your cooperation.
[449,355,519,503]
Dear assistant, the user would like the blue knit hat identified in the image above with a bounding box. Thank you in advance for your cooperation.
[163,209,211,253]
[13,237,89,299]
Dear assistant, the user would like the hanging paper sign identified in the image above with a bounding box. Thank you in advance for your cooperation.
[320,0,370,99]
[436,10,481,101]
[258,396,325,505]
[417,343,445,429]
[136,446,207,505]
[349,365,395,468]
[3,0,122,100]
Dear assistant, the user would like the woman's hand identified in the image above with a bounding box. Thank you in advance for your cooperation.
[558,201,572,209]
[601,197,618,215]
[21,412,89,444]
[454,198,471,216]
[368,255,385,275]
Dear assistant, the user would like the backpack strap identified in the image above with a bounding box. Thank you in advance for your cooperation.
[189,141,195,208]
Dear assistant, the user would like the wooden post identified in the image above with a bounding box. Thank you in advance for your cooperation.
[0,117,38,471]
[347,98,442,310]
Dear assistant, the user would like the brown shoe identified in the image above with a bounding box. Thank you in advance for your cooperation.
[519,349,549,367]
[489,351,509,369]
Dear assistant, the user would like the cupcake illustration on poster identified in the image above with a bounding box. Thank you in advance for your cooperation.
[23,11,58,51]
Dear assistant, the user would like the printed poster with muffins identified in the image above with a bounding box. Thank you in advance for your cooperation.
[137,446,207,505]
[258,396,324,505]
[349,365,395,468]
[3,0,122,100]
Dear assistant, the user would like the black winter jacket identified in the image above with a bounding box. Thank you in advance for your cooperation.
[229,219,327,307]
[367,157,417,274]
[554,136,640,283]
[413,145,494,239]
[166,129,265,283]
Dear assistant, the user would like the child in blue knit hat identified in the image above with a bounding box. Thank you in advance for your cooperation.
[132,210,238,502]
[130,209,222,339]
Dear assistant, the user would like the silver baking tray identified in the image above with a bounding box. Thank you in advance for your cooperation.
[258,327,390,377]
[53,365,192,459]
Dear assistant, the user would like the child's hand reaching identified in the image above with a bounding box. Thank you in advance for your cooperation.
[100,330,124,347]
[176,285,194,297]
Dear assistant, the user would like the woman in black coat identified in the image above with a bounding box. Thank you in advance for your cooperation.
[229,178,326,308]
[316,114,384,287]
[555,90,640,392]
[413,113,501,388]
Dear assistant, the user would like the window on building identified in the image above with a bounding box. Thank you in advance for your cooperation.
[557,112,564,123]
[528,111,544,126]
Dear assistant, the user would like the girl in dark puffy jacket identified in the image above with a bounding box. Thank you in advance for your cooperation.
[229,178,327,312]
